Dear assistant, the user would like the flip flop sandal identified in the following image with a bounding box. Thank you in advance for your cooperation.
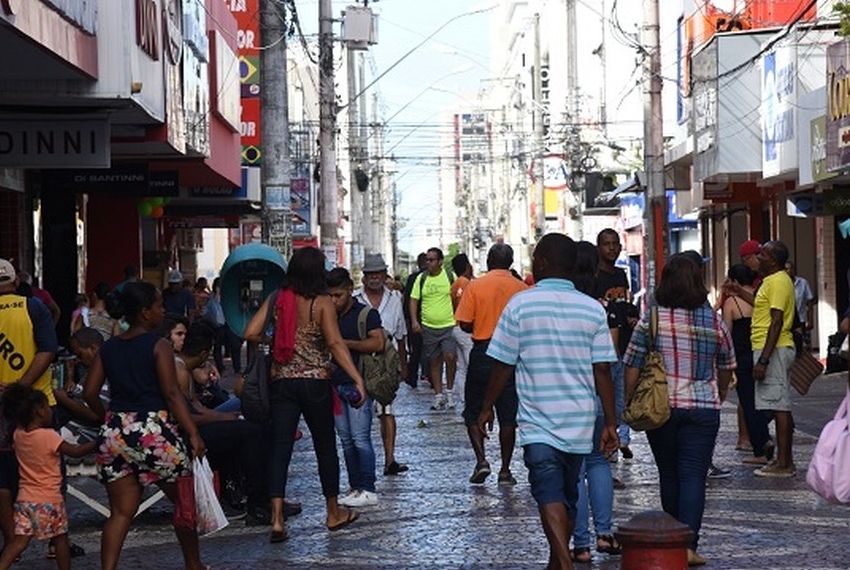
[327,508,359,531]
[270,529,289,543]
[596,535,622,555]
[571,547,592,563]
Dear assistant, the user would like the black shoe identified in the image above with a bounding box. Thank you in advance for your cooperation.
[384,461,409,475]
[469,461,491,484]
[284,500,302,519]
[620,446,634,460]
[245,505,272,526]
[222,502,247,521]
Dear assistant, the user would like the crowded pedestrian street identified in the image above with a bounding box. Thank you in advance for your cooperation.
[11,372,848,570]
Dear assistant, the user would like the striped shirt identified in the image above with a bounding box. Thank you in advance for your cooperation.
[487,279,617,454]
[623,304,737,410]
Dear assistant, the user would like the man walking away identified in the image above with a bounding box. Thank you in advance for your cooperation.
[478,235,618,570]
[455,244,526,485]
[751,241,797,478]
[450,253,474,410]
[355,254,410,476]
[0,259,58,551]
[403,253,428,387]
[595,229,634,461]
[786,261,816,352]
[409,248,457,411]
[163,270,196,317]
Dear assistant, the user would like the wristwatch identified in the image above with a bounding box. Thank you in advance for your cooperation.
[757,356,770,366]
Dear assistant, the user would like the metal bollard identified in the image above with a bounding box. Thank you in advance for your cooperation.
[615,511,693,570]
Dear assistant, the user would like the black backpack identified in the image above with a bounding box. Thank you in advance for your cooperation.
[241,291,278,424]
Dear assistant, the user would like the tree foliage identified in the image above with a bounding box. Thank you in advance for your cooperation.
[836,2,850,37]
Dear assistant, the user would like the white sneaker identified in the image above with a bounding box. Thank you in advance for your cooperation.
[446,393,455,409]
[430,396,446,411]
[346,490,378,507]
[337,490,359,507]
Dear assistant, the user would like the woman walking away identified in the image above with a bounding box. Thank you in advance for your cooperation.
[82,282,207,570]
[722,264,772,466]
[0,384,95,570]
[623,254,736,567]
[244,247,367,543]
[570,242,620,564]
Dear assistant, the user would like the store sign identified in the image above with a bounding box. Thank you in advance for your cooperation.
[811,115,835,183]
[692,43,718,182]
[136,0,160,60]
[240,98,261,165]
[0,119,109,168]
[163,0,183,65]
[827,40,850,172]
[214,32,241,131]
[42,0,97,35]
[619,193,645,230]
[761,47,796,177]
[540,56,552,148]
[42,167,179,196]
[291,177,311,235]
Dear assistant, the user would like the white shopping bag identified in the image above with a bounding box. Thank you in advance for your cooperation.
[193,457,229,536]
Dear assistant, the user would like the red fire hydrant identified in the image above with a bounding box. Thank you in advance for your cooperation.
[615,511,693,570]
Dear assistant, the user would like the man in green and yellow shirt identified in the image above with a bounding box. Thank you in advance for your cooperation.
[409,247,457,411]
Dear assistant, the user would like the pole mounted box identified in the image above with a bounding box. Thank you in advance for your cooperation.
[342,5,378,50]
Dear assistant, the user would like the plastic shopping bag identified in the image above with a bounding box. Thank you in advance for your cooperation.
[806,388,850,504]
[193,457,229,536]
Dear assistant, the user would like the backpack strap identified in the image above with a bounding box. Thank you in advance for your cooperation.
[262,290,279,344]
[357,306,370,341]
[418,272,428,300]
[649,306,658,352]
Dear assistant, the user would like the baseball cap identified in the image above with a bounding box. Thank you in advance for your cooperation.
[0,259,15,284]
[168,270,183,283]
[739,240,761,258]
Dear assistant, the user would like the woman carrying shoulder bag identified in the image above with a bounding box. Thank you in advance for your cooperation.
[623,254,737,567]
[244,247,367,543]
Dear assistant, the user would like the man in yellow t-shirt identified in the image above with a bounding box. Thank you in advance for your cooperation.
[749,241,796,478]
[409,247,457,411]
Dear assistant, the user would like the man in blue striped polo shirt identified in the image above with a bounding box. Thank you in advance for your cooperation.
[478,234,619,570]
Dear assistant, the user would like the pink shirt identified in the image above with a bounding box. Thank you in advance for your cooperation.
[14,428,64,503]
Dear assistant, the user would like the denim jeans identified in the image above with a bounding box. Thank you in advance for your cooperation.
[611,360,630,446]
[573,414,614,548]
[734,352,771,456]
[214,396,242,413]
[646,408,720,550]
[335,395,377,492]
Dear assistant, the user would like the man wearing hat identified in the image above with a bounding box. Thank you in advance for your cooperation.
[739,240,763,288]
[162,269,196,317]
[355,254,410,476]
[0,259,58,547]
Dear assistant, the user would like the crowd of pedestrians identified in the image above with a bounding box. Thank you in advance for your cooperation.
[0,224,842,569]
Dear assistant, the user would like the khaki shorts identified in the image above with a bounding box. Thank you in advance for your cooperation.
[753,347,795,412]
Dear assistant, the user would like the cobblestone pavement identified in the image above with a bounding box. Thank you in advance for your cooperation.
[17,373,850,569]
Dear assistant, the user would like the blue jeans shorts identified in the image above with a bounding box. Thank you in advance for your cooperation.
[523,443,584,517]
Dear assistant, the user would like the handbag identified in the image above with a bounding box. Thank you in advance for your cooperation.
[806,388,850,504]
[789,351,824,396]
[241,291,278,424]
[624,307,671,431]
[173,457,223,530]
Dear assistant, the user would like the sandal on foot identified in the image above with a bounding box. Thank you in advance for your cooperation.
[571,547,592,563]
[270,529,289,543]
[596,535,622,555]
[327,508,359,531]
[469,462,491,484]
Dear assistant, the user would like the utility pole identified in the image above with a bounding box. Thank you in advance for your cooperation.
[261,0,291,258]
[319,0,339,264]
[359,54,372,255]
[533,13,545,240]
[565,0,582,241]
[347,46,363,270]
[372,92,385,259]
[642,0,667,293]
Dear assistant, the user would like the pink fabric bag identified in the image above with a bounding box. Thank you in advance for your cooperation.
[806,388,850,504]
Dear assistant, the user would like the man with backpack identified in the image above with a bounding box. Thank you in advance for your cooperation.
[402,253,428,387]
[355,254,409,476]
[410,247,458,411]
[327,268,385,507]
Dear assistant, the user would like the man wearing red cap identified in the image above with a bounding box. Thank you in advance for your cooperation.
[738,240,763,288]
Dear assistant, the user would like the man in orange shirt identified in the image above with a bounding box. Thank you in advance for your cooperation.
[455,244,528,484]
[451,254,474,410]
